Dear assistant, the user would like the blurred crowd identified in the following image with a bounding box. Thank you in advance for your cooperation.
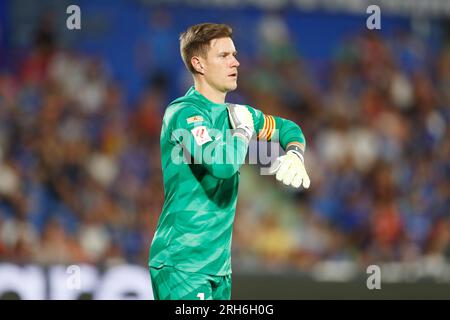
[0,18,164,266]
[0,12,449,273]
[234,16,450,272]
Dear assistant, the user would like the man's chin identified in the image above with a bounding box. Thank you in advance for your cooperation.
[226,82,238,92]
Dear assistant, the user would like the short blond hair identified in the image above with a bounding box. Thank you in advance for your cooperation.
[179,23,233,74]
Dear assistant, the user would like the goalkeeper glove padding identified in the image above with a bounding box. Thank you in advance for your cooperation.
[268,144,310,189]
[226,103,254,143]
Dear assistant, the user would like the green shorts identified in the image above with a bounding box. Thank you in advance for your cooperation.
[149,266,232,300]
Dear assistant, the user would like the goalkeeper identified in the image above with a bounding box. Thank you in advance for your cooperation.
[149,23,310,300]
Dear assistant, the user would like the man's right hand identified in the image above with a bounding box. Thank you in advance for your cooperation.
[226,104,254,143]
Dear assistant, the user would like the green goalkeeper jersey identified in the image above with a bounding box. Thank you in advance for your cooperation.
[149,86,305,276]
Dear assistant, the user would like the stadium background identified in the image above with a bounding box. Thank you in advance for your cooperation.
[0,0,449,299]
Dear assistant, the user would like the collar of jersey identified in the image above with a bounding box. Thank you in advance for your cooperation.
[186,86,227,108]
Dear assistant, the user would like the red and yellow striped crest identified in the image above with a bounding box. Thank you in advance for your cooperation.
[257,115,275,141]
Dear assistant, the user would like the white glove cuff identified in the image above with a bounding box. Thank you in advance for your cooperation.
[233,127,252,143]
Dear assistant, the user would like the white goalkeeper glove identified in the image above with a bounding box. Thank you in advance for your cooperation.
[226,103,254,143]
[268,144,310,189]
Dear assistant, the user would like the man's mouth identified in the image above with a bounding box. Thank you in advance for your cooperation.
[228,73,238,78]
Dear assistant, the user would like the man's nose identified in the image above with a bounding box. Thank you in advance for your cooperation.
[230,56,240,68]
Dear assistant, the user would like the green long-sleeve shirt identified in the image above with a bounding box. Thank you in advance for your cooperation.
[149,86,305,275]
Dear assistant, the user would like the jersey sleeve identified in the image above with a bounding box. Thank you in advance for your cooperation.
[246,105,306,150]
[170,104,249,179]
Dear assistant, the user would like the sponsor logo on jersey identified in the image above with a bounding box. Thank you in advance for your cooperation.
[186,115,204,124]
[191,126,212,146]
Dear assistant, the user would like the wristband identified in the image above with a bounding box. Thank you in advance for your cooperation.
[286,144,305,162]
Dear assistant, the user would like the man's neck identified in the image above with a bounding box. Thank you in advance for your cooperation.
[194,80,226,104]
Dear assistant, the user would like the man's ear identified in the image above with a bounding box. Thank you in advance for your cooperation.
[191,56,204,74]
